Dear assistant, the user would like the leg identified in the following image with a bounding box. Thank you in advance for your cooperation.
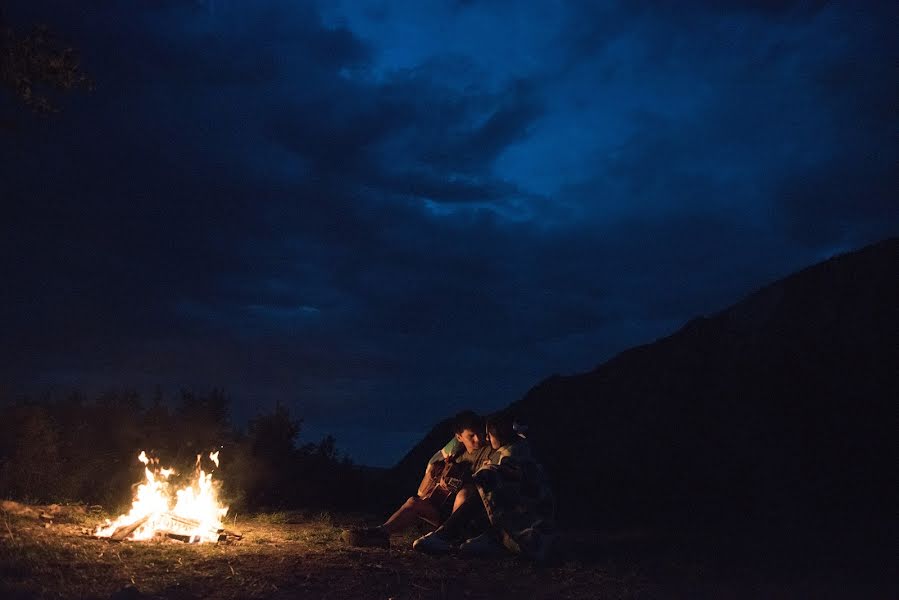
[436,485,487,541]
[344,494,441,547]
[380,496,441,535]
[451,484,477,513]
[412,485,487,553]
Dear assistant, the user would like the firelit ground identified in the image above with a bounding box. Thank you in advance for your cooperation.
[0,506,890,599]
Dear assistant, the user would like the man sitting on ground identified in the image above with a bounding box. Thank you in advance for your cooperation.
[344,410,492,548]
[412,411,555,560]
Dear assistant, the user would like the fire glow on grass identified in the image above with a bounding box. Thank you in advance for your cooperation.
[95,450,228,543]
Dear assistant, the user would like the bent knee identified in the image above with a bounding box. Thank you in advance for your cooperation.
[456,485,478,502]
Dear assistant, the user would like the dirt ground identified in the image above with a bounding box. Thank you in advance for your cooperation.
[0,505,891,599]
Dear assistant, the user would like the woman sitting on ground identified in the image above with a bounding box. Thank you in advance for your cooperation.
[413,412,555,560]
[472,412,555,559]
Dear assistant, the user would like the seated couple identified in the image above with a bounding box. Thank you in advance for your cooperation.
[346,410,555,559]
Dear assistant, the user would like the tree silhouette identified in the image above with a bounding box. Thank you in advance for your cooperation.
[0,11,92,116]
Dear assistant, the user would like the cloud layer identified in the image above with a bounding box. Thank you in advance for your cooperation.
[2,0,896,465]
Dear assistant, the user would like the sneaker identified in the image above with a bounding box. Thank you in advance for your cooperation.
[459,531,506,557]
[342,527,390,548]
[412,531,454,554]
[516,528,554,562]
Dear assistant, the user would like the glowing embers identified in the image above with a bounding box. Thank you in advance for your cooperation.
[95,450,238,543]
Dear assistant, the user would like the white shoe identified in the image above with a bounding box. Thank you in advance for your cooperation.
[412,531,453,554]
[459,532,505,556]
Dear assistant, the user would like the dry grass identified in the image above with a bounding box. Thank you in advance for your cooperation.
[1,506,890,599]
[0,507,652,600]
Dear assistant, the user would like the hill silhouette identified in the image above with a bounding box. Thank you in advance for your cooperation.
[389,237,898,550]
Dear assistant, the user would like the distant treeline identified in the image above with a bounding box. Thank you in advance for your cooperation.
[0,389,369,513]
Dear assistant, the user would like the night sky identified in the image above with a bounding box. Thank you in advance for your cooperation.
[2,1,896,466]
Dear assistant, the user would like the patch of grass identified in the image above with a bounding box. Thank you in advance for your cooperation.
[2,509,873,599]
[301,525,341,545]
[249,509,324,525]
[251,511,293,525]
[311,510,335,526]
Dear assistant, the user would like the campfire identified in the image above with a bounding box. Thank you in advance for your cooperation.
[95,450,240,543]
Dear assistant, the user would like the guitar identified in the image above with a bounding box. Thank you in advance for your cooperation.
[417,459,468,508]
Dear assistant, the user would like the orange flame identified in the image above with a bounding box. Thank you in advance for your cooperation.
[95,450,228,543]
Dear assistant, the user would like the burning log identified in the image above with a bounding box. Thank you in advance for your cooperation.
[157,513,237,542]
[159,512,203,531]
[95,450,231,543]
[219,527,243,541]
[153,513,209,543]
[109,516,150,542]
[160,531,197,543]
[102,511,243,543]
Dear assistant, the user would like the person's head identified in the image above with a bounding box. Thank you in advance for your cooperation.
[485,412,517,450]
[453,410,484,453]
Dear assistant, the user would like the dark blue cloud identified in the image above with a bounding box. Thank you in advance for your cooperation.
[1,0,896,465]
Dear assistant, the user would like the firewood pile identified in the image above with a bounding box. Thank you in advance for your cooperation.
[105,513,242,543]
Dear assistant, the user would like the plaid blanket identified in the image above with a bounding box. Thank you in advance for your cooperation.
[473,440,555,559]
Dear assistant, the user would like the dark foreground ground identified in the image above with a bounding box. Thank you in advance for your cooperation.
[0,504,892,600]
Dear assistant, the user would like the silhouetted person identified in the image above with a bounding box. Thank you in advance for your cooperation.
[343,411,491,548]
[414,411,555,559]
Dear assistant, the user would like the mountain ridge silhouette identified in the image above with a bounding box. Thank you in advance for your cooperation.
[389,236,897,544]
